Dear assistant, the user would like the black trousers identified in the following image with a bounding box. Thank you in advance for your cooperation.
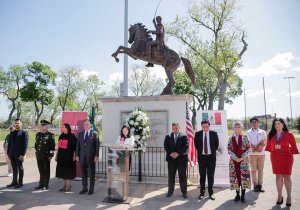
[80,158,95,192]
[198,155,216,195]
[167,160,187,195]
[37,157,50,187]
[10,157,24,185]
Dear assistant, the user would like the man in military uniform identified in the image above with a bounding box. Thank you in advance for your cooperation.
[35,120,55,190]
[146,15,165,67]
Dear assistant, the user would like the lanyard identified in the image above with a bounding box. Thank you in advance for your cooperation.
[276,132,283,144]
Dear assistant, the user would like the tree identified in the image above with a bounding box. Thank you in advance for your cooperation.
[129,65,165,96]
[80,74,105,111]
[168,0,247,110]
[0,65,25,125]
[20,61,57,126]
[57,66,83,111]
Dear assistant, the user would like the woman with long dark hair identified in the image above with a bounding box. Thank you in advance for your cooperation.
[116,125,135,170]
[265,118,299,207]
[55,123,77,192]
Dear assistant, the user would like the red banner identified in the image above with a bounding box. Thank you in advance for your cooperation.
[62,111,88,177]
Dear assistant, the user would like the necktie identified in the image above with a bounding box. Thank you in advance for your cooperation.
[84,131,88,142]
[174,134,178,144]
[204,133,208,155]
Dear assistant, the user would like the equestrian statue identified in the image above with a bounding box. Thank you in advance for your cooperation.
[112,16,195,95]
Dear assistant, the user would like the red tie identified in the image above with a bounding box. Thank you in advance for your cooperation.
[204,133,208,155]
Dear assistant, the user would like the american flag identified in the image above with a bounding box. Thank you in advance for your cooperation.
[186,102,197,167]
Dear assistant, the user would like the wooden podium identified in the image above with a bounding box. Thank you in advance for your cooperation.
[103,144,133,203]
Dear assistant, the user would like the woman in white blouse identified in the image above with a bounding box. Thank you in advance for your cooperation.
[116,125,135,170]
[116,125,135,147]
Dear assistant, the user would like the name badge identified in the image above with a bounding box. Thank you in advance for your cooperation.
[275,144,281,149]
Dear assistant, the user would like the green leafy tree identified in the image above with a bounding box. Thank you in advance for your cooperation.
[57,66,83,111]
[0,65,25,125]
[20,61,57,126]
[80,74,105,111]
[168,0,247,110]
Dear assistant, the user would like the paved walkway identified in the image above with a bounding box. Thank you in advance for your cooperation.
[0,145,299,210]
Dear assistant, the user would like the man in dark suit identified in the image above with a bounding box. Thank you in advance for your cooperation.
[194,120,219,200]
[76,119,100,195]
[7,119,28,188]
[164,123,189,198]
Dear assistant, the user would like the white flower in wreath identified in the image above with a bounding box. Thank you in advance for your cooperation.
[129,120,134,125]
[142,136,146,140]
[134,121,139,126]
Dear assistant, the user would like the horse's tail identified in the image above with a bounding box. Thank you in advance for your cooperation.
[181,57,196,85]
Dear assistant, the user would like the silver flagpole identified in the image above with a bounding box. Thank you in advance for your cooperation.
[123,0,129,96]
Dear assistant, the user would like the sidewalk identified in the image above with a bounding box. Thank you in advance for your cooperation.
[0,145,299,210]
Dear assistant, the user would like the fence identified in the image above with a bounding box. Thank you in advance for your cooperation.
[97,146,198,180]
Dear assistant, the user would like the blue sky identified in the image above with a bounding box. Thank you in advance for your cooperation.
[0,0,300,120]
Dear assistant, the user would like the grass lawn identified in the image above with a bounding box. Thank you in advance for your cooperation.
[0,129,60,148]
[296,137,300,143]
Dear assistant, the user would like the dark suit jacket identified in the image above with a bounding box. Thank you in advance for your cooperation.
[76,130,100,164]
[194,130,219,160]
[164,132,188,163]
[7,129,29,158]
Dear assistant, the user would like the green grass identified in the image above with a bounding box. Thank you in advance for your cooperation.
[0,129,60,148]
[296,137,300,143]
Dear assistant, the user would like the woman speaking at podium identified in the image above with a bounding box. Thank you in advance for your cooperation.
[116,125,135,170]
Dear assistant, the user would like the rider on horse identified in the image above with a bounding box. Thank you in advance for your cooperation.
[146,16,165,67]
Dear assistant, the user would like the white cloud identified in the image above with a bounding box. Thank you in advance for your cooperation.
[108,71,123,85]
[237,52,299,77]
[80,69,99,79]
[289,91,300,97]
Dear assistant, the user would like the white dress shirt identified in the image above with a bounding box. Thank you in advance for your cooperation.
[84,129,92,139]
[202,132,211,155]
[247,128,266,155]
[116,136,135,147]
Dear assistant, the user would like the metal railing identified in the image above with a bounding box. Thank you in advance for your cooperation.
[97,146,198,179]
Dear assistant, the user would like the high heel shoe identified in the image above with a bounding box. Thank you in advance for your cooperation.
[59,186,66,192]
[64,186,71,192]
[276,196,283,205]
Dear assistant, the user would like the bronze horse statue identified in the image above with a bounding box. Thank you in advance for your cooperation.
[112,23,195,95]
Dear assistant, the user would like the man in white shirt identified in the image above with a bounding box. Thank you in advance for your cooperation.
[246,117,266,193]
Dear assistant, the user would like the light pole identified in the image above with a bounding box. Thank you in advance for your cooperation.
[123,0,129,96]
[262,77,268,130]
[283,76,295,123]
[244,88,247,129]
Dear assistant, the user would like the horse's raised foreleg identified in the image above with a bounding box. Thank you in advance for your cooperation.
[111,46,136,63]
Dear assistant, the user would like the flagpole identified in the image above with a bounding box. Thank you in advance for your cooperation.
[123,0,129,96]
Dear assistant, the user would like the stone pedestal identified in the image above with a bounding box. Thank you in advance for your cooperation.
[100,95,193,147]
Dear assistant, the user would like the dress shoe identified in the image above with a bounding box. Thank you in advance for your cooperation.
[286,203,291,207]
[35,185,43,190]
[257,185,265,192]
[234,195,240,201]
[209,195,215,200]
[166,193,172,198]
[42,186,49,190]
[198,195,204,200]
[64,186,71,192]
[6,183,17,187]
[79,189,88,194]
[88,191,94,195]
[276,196,283,205]
[14,184,23,188]
[253,185,259,192]
[59,186,66,192]
[182,194,188,198]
